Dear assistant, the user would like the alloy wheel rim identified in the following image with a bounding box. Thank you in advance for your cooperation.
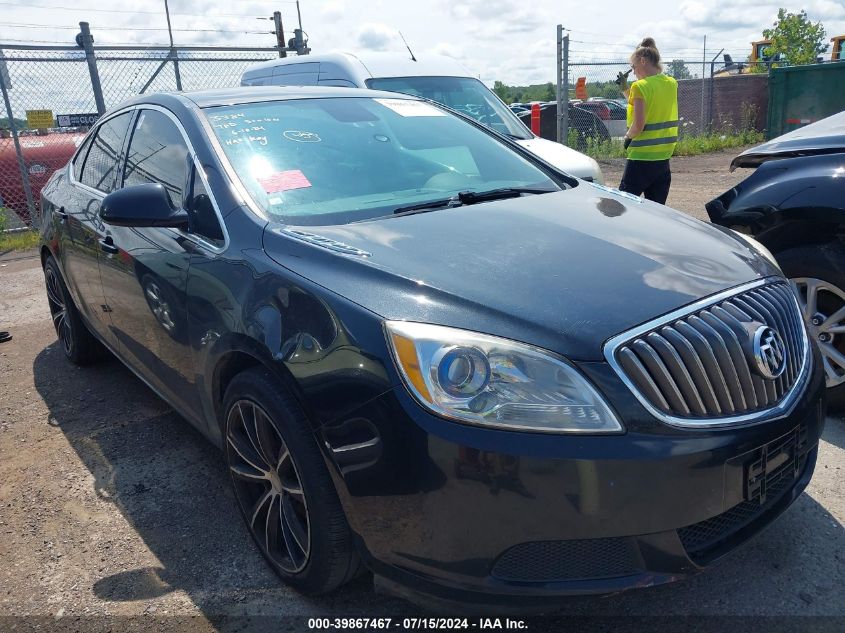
[45,267,72,355]
[791,277,845,388]
[226,399,311,573]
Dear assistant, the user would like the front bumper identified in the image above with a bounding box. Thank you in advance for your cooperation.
[318,352,826,610]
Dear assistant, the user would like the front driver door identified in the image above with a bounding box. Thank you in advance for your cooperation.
[97,107,201,418]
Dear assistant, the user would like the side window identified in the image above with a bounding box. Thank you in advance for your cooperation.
[71,135,93,179]
[79,113,132,193]
[123,109,189,207]
[187,169,224,245]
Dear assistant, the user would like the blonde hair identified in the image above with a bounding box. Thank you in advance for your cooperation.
[631,37,662,72]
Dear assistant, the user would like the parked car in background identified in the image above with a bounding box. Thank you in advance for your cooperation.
[0,130,85,225]
[240,52,604,183]
[39,86,824,610]
[575,99,627,138]
[518,102,610,150]
[707,110,845,407]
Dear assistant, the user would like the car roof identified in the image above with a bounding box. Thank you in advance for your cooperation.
[241,51,474,83]
[116,86,418,110]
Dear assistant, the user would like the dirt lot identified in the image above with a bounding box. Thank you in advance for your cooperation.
[1,149,843,628]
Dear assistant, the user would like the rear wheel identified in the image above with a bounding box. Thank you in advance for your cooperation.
[776,243,845,409]
[223,367,361,594]
[43,256,105,365]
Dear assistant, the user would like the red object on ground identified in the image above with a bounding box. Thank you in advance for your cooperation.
[530,102,541,135]
[0,131,85,225]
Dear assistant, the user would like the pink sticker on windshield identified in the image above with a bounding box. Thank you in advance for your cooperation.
[258,170,312,193]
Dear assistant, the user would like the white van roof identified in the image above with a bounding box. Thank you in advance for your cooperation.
[241,51,475,85]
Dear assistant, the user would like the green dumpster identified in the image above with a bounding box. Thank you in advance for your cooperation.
[767,63,845,139]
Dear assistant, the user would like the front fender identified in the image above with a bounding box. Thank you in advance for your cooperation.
[189,247,396,447]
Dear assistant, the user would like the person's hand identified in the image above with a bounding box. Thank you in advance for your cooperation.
[615,70,629,88]
[623,137,632,150]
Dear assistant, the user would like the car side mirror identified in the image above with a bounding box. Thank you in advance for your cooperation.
[100,183,189,229]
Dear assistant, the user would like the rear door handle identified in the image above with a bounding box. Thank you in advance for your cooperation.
[56,206,67,221]
[98,236,119,254]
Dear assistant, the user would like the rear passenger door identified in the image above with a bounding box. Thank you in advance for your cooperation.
[61,111,133,347]
[97,107,215,419]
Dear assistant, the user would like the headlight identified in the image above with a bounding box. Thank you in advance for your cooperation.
[730,229,782,272]
[385,321,623,433]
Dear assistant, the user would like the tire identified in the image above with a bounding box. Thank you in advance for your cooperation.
[776,242,845,409]
[43,256,105,366]
[223,367,361,594]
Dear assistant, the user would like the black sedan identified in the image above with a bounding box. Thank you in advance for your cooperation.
[707,111,845,408]
[39,87,825,610]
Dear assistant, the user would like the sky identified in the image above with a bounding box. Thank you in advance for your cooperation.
[1,0,844,85]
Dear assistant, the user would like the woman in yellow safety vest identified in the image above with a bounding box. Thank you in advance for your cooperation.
[619,38,678,204]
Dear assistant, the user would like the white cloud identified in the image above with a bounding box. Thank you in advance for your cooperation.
[356,22,398,51]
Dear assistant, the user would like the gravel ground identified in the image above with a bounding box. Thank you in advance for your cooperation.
[0,150,843,629]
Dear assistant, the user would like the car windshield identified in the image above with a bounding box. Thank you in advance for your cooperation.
[205,97,560,226]
[365,76,533,140]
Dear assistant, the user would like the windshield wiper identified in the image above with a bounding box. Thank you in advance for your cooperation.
[392,187,556,217]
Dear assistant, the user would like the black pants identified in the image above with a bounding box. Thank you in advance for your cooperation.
[619,159,671,204]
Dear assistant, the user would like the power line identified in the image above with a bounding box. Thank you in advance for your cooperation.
[0,21,269,34]
[0,0,284,15]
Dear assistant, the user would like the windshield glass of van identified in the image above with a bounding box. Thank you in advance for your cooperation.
[366,76,532,140]
[205,97,559,226]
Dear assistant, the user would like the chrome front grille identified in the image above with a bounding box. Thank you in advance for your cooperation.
[605,279,810,426]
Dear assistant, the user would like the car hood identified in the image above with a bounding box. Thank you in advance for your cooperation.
[263,183,777,361]
[731,110,845,170]
[517,136,604,183]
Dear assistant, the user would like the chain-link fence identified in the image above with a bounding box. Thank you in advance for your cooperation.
[538,30,771,152]
[0,38,280,228]
[561,60,769,147]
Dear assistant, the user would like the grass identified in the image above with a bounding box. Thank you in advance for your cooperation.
[0,228,40,253]
[0,207,39,253]
[581,129,765,161]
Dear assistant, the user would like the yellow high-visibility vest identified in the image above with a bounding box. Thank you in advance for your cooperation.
[626,74,678,161]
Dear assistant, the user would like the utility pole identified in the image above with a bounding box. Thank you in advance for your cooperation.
[164,0,182,91]
[273,11,287,57]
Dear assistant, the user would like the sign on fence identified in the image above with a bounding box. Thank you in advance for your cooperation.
[56,113,100,128]
[25,109,54,129]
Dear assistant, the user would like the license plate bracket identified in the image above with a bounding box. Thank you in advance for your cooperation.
[745,426,802,504]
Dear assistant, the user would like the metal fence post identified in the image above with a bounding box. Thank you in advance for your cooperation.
[0,52,38,228]
[561,30,569,145]
[80,22,106,114]
[556,25,562,143]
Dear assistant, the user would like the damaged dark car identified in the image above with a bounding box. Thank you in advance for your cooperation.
[39,87,825,610]
[708,110,845,407]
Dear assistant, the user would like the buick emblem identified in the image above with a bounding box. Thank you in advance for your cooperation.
[752,326,786,380]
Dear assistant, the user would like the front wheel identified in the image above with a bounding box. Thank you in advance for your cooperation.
[776,243,845,409]
[223,367,361,594]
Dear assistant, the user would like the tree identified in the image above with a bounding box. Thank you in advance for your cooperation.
[762,8,828,66]
[666,59,691,80]
[493,80,510,103]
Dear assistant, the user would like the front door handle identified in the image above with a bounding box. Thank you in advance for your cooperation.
[98,236,119,254]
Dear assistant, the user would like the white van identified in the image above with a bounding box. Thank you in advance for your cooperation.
[240,52,604,183]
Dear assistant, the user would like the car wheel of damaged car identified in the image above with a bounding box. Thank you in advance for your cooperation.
[778,244,845,408]
[43,256,104,366]
[223,367,360,594]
